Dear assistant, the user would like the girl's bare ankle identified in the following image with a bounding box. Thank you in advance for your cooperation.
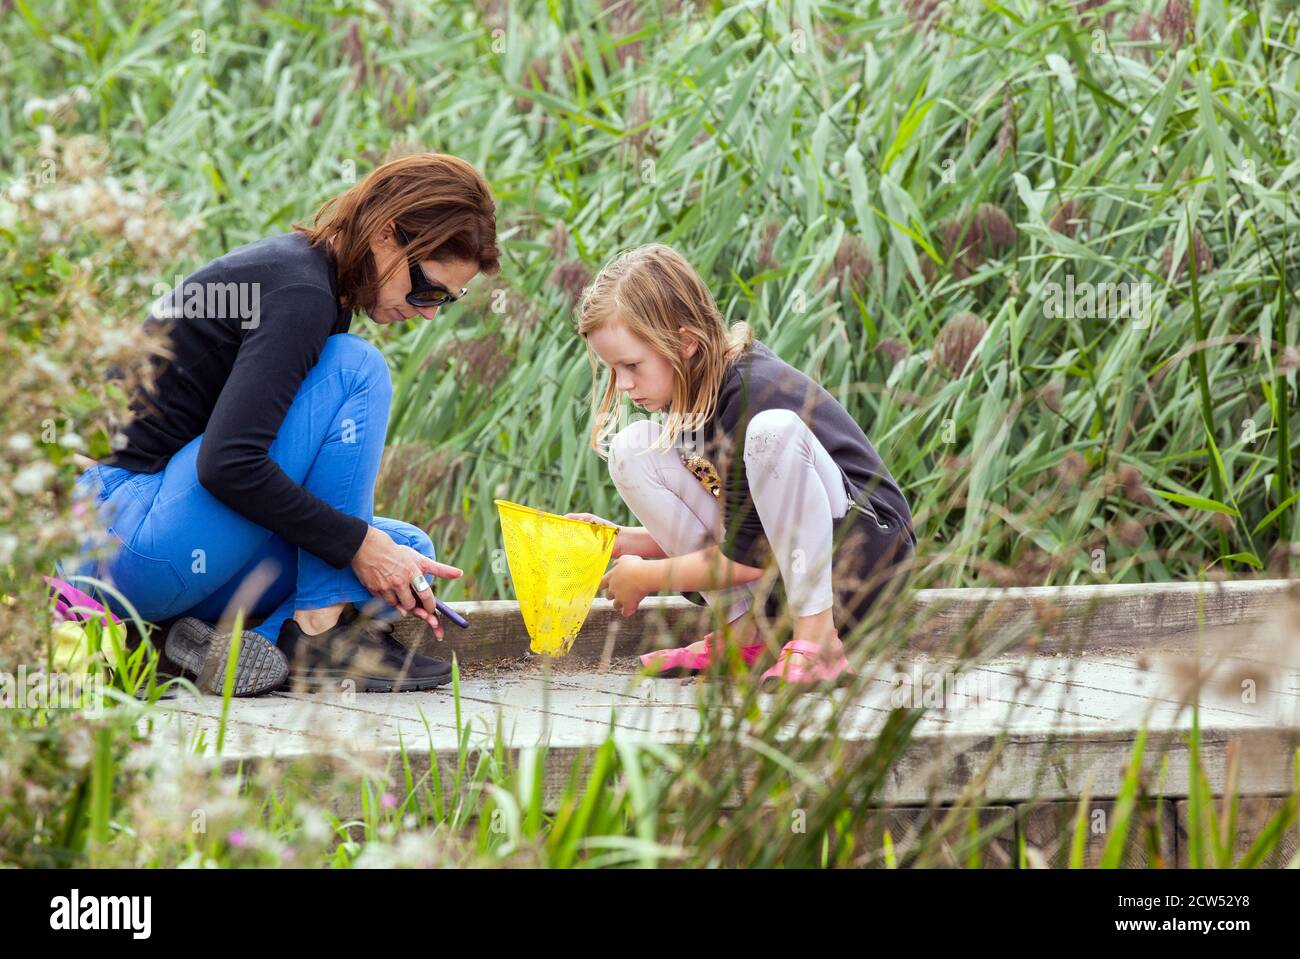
[698,615,759,652]
[791,610,840,657]
[721,614,759,646]
[791,633,838,651]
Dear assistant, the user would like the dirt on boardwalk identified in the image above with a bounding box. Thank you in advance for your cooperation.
[461,655,645,679]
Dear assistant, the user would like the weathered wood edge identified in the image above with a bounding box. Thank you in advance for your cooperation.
[217,722,1300,813]
[395,579,1300,665]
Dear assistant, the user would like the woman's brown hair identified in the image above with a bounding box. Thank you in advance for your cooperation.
[294,153,500,313]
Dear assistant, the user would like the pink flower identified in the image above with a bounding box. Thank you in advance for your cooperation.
[227,829,248,848]
[381,792,398,810]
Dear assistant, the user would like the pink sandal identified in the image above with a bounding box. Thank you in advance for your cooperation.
[759,638,856,691]
[641,639,765,677]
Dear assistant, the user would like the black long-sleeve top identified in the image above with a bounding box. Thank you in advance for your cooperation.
[101,231,370,569]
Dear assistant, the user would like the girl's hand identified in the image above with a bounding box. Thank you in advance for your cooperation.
[564,514,669,560]
[565,512,631,558]
[350,526,462,639]
[565,512,619,529]
[599,555,657,617]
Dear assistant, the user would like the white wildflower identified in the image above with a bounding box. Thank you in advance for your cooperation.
[299,805,332,843]
[0,534,18,566]
[29,353,60,377]
[123,216,146,243]
[13,460,56,495]
[21,98,45,123]
[65,725,94,770]
[36,124,57,157]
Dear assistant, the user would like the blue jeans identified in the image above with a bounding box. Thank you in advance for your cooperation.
[62,333,436,644]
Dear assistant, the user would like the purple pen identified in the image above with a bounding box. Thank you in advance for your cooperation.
[434,598,470,629]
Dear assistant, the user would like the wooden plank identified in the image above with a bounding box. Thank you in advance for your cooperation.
[193,723,1299,822]
[1018,799,1175,868]
[1175,797,1300,867]
[908,579,1297,658]
[393,580,1300,664]
[393,597,708,666]
[851,805,1017,868]
[144,655,1300,814]
[148,580,1300,828]
[723,803,1016,867]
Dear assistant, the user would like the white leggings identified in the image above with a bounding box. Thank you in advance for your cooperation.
[608,409,851,623]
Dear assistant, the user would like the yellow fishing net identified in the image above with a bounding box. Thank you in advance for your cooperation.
[495,499,617,656]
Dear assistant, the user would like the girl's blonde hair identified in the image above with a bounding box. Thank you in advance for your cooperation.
[576,243,753,458]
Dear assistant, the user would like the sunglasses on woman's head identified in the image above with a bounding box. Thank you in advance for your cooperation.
[395,227,468,309]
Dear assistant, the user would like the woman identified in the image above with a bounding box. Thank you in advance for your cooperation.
[64,153,499,696]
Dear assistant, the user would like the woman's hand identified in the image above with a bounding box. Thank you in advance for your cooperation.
[350,526,462,640]
[599,555,659,617]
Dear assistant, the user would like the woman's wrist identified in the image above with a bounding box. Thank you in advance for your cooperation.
[353,523,380,557]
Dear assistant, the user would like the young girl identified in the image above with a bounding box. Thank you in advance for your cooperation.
[570,243,915,689]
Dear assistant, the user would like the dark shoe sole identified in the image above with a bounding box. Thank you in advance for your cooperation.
[165,618,289,697]
[285,666,453,693]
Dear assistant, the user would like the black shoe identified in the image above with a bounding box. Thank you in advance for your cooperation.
[278,605,453,692]
[164,617,290,697]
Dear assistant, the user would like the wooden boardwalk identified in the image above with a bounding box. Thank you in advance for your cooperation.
[138,580,1300,848]
[387,578,1300,665]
